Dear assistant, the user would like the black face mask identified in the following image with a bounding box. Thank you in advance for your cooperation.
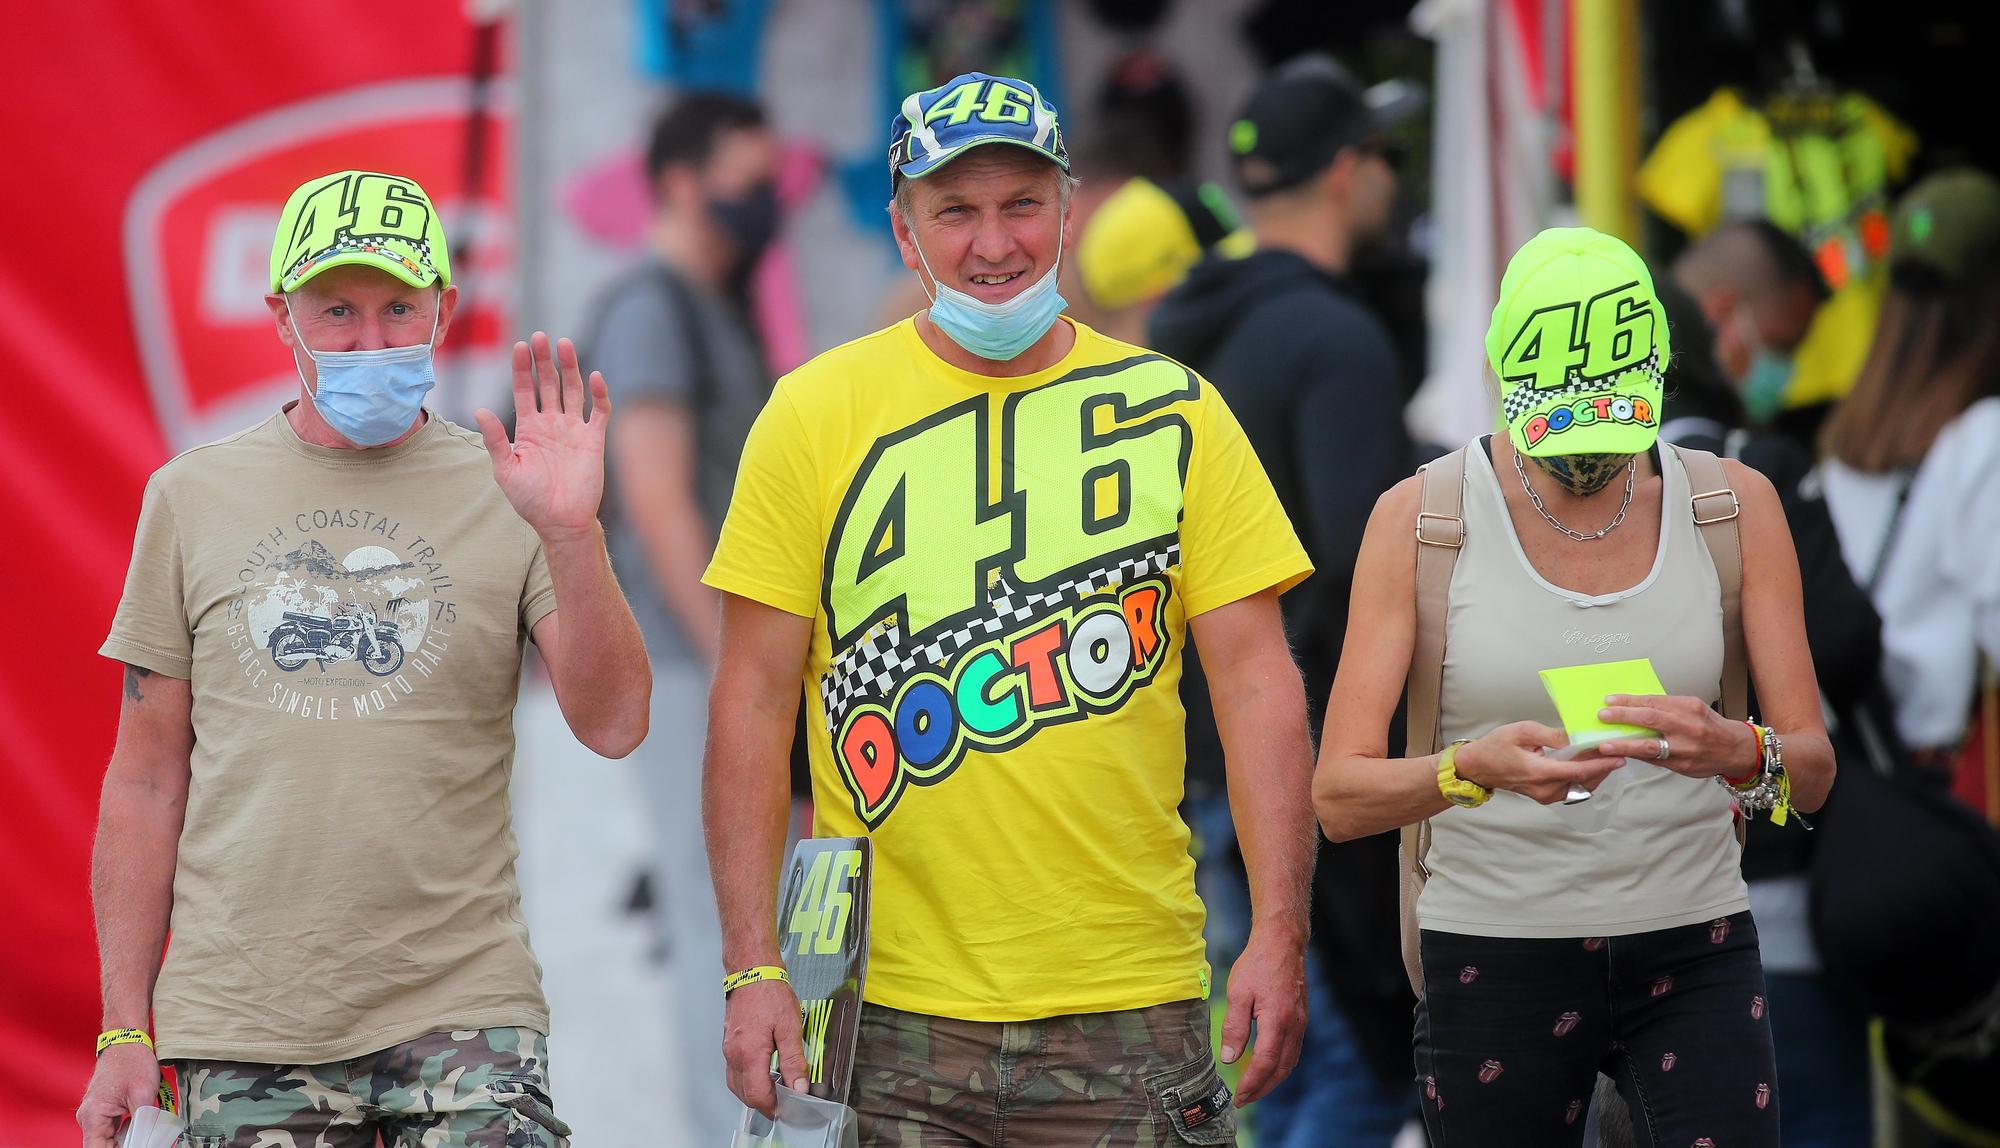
[709,182,780,275]
[1530,452,1634,496]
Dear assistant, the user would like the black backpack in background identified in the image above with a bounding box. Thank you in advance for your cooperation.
[1811,701,2000,1140]
[579,263,811,798]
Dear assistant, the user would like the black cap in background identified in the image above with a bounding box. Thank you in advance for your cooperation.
[1228,54,1424,198]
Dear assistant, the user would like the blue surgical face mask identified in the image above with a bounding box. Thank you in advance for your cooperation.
[286,296,439,446]
[913,231,1068,361]
[1729,306,1795,422]
[1740,351,1795,422]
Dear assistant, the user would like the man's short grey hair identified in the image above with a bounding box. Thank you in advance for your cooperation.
[889,164,1081,225]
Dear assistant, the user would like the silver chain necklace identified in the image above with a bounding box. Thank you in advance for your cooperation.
[1512,451,1636,542]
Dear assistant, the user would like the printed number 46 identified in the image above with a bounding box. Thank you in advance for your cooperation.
[926,79,1035,127]
[277,173,433,270]
[1498,282,1655,392]
[787,849,862,955]
[826,358,1195,645]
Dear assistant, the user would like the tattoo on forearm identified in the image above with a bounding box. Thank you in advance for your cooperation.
[123,664,152,702]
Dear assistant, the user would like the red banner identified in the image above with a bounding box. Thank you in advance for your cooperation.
[0,7,510,1141]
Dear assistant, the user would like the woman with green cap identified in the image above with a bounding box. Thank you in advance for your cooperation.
[1822,168,2000,790]
[1310,226,1833,1145]
[1818,168,2000,1146]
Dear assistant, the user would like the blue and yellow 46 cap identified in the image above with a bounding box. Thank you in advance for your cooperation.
[888,72,1068,184]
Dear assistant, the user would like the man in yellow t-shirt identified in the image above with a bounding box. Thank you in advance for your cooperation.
[703,72,1317,1145]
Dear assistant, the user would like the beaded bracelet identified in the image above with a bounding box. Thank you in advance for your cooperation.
[1716,722,1799,827]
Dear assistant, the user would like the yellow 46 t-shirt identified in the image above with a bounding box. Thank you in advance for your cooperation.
[704,317,1310,1020]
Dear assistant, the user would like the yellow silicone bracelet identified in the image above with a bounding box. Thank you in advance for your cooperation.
[722,965,790,995]
[96,1028,154,1055]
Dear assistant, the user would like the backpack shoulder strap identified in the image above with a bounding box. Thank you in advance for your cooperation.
[1400,445,1468,996]
[579,261,719,418]
[1407,445,1469,758]
[1673,443,1747,722]
[647,264,719,419]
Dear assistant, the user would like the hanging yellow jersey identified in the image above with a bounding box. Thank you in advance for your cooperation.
[705,316,1310,1021]
[1638,87,1918,406]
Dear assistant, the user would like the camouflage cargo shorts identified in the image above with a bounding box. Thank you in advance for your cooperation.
[172,1026,571,1148]
[851,997,1237,1147]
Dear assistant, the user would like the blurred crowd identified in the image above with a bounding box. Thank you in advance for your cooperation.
[578,5,1997,1148]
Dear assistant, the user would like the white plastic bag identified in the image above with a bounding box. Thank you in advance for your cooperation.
[729,1083,859,1148]
[120,1106,185,1148]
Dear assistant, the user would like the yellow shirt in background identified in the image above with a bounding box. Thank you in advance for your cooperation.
[1637,87,1918,407]
[705,317,1310,1020]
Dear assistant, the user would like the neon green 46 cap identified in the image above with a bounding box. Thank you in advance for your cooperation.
[270,170,451,293]
[1486,227,1669,457]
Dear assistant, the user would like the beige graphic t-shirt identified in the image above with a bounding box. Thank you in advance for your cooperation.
[101,409,557,1063]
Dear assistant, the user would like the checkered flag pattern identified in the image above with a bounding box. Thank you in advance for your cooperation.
[818,543,1181,730]
[1500,347,1663,423]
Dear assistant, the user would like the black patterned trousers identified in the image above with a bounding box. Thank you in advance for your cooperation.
[1414,911,1780,1147]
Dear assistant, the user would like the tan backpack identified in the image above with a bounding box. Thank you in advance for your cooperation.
[1396,442,1748,996]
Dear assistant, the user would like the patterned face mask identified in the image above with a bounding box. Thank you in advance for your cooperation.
[1529,451,1633,496]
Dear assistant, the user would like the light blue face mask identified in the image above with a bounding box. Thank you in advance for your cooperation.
[1729,305,1795,423]
[914,232,1068,361]
[1739,351,1795,422]
[286,297,439,446]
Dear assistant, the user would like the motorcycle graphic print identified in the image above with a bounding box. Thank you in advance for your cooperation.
[818,356,1193,827]
[225,508,459,720]
[268,596,407,676]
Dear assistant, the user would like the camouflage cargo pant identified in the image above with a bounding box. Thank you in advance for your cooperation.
[851,998,1237,1147]
[173,1027,571,1148]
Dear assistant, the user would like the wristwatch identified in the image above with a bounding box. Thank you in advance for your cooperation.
[1436,739,1492,808]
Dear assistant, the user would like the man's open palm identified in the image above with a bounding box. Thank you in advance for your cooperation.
[475,332,610,536]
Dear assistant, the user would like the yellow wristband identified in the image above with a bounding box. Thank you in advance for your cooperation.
[1437,739,1492,808]
[722,965,790,995]
[96,1028,153,1056]
[1771,769,1793,827]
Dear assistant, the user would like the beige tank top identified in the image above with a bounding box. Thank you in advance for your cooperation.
[1416,441,1749,937]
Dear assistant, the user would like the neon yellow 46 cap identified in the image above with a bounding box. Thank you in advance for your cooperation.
[1486,227,1669,458]
[270,170,451,294]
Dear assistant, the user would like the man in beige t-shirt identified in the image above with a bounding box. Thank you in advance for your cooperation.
[77,170,650,1148]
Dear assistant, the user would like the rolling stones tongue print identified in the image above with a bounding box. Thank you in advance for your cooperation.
[1413,918,1777,1141]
